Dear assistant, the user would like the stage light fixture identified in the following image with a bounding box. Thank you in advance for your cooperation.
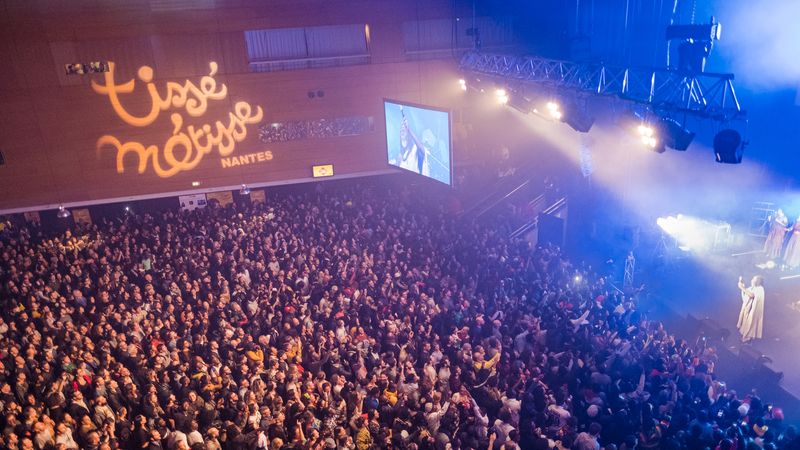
[495,88,509,105]
[659,117,695,151]
[546,101,562,120]
[57,205,70,219]
[714,129,744,164]
[636,123,663,153]
[656,214,728,253]
[666,18,721,74]
[561,102,594,133]
[458,79,467,91]
[240,184,251,195]
[507,92,534,114]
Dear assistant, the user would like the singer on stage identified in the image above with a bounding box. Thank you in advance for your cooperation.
[737,275,765,343]
[783,216,800,269]
[764,209,789,260]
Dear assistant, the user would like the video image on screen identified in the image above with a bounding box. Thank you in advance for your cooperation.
[384,100,451,185]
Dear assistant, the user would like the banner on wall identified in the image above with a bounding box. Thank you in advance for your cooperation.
[206,191,233,207]
[23,211,41,224]
[72,208,92,225]
[250,190,266,204]
[179,194,207,211]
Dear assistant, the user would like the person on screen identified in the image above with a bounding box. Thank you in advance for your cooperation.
[398,114,431,177]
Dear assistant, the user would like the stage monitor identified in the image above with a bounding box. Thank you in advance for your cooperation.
[384,100,451,185]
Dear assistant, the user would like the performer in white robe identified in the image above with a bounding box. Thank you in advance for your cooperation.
[783,218,800,269]
[737,275,765,343]
[764,209,789,260]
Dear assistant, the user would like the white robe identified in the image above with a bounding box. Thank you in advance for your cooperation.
[737,285,765,340]
[398,143,430,176]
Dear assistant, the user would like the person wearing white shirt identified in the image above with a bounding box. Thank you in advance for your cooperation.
[186,421,204,447]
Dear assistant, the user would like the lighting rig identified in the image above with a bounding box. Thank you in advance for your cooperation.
[457,18,747,163]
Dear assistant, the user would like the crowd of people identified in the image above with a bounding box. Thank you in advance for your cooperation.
[0,181,793,450]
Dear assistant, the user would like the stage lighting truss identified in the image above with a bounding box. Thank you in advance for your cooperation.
[459,51,744,123]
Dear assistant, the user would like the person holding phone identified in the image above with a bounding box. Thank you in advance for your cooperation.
[736,275,765,343]
[397,107,431,177]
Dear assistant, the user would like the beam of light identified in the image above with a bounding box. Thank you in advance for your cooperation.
[499,105,770,280]
[657,214,730,254]
[495,88,509,104]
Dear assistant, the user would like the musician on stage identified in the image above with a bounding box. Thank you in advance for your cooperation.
[764,209,789,260]
[737,275,765,343]
[784,216,800,269]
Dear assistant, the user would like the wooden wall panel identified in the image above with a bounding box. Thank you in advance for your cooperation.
[150,34,225,78]
[0,0,466,212]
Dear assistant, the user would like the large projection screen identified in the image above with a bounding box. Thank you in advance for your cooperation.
[384,99,452,185]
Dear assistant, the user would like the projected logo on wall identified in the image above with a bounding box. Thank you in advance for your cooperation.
[91,62,267,178]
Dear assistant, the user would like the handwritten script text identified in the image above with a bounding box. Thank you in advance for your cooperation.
[92,62,264,178]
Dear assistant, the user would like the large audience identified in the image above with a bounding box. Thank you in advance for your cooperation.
[0,181,792,450]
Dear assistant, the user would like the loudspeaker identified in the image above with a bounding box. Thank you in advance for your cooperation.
[698,317,730,342]
[714,129,743,164]
[660,117,695,151]
[739,345,783,383]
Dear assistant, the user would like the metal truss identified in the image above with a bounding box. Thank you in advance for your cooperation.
[460,51,744,121]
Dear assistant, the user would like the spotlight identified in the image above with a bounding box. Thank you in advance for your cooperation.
[124,206,131,213]
[657,214,721,253]
[458,78,467,91]
[714,129,743,164]
[495,88,509,105]
[637,123,664,153]
[240,184,251,195]
[574,275,582,283]
[546,101,562,120]
[57,205,70,219]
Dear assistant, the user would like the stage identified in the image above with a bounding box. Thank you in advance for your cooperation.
[640,239,800,421]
